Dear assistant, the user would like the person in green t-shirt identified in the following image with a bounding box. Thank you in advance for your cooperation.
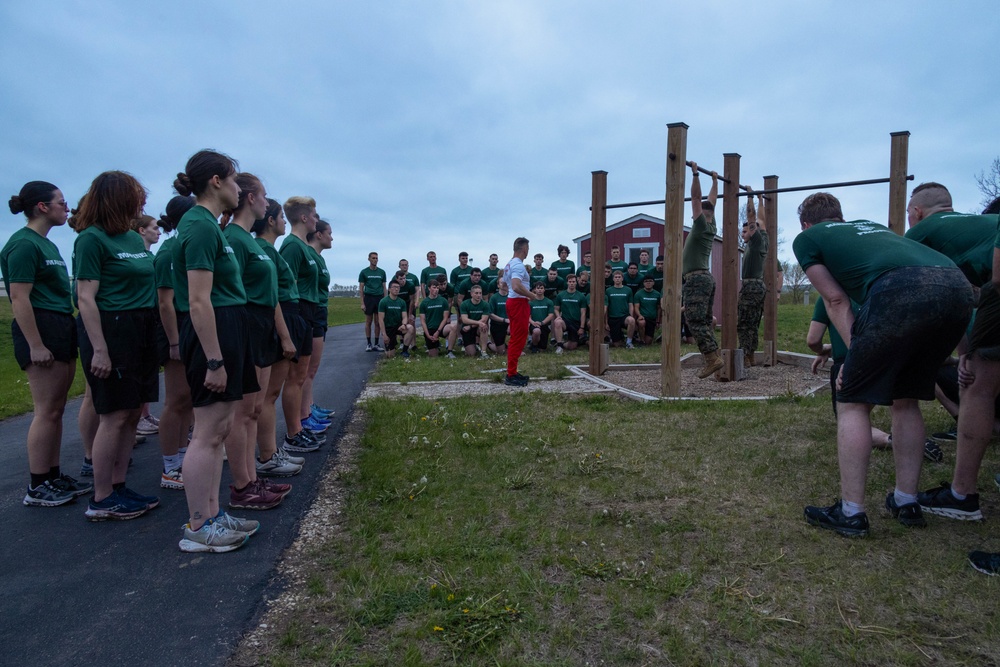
[420,251,448,298]
[608,245,628,277]
[553,273,588,352]
[418,281,451,357]
[303,218,333,431]
[2,180,85,507]
[576,250,593,278]
[530,253,549,285]
[359,252,387,351]
[647,255,664,293]
[528,281,555,352]
[397,259,421,316]
[450,251,473,288]
[487,279,510,355]
[792,191,973,539]
[738,192,769,367]
[576,269,591,296]
[481,253,501,285]
[459,285,491,357]
[456,267,487,306]
[623,263,644,294]
[550,244,576,281]
[541,268,566,300]
[681,162,721,378]
[378,281,414,359]
[632,275,661,345]
[393,269,418,320]
[636,249,652,275]
[605,270,636,348]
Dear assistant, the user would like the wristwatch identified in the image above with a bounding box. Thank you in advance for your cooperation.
[206,358,224,371]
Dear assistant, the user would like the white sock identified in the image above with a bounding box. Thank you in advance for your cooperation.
[163,454,181,472]
[841,499,865,516]
[894,489,918,506]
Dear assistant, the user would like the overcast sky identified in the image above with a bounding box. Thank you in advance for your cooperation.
[3,1,998,287]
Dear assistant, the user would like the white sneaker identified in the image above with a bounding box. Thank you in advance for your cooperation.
[447,352,457,359]
[136,416,159,435]
[555,346,564,355]
[277,445,306,466]
[178,519,250,553]
[213,511,260,536]
[256,453,302,477]
[160,468,184,490]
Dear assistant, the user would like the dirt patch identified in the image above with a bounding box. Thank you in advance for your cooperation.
[601,361,827,399]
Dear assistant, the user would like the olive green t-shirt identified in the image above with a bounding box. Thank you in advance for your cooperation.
[172,206,247,311]
[457,278,487,300]
[529,266,549,284]
[450,265,473,287]
[742,228,769,280]
[604,285,633,319]
[550,259,575,281]
[419,295,449,332]
[460,297,491,323]
[256,237,299,303]
[481,266,500,283]
[904,212,998,287]
[420,266,448,295]
[489,292,508,319]
[633,288,662,319]
[224,224,277,308]
[529,297,554,323]
[281,234,320,304]
[542,276,566,300]
[359,265,387,296]
[1,226,73,313]
[73,226,155,311]
[793,219,957,303]
[622,271,644,294]
[555,290,588,323]
[682,213,716,275]
[378,294,405,328]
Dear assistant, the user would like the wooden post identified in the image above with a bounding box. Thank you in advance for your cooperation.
[762,175,778,367]
[661,123,687,397]
[718,153,741,381]
[588,171,608,375]
[888,131,910,236]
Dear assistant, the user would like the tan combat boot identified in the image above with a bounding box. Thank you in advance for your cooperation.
[698,351,724,379]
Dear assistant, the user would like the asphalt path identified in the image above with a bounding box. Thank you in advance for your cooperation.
[0,322,377,667]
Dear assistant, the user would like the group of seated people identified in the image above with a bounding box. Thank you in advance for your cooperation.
[368,244,671,358]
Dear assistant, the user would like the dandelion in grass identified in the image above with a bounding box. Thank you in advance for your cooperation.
[433,626,443,632]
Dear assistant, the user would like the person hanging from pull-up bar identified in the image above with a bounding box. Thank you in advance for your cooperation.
[682,162,722,378]
[738,189,768,368]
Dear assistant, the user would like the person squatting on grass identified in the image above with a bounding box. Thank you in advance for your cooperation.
[793,191,973,538]
[2,181,91,507]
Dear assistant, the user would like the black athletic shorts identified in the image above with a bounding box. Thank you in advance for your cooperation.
[531,323,550,348]
[829,359,843,416]
[281,301,312,360]
[641,317,657,339]
[246,303,281,368]
[424,332,443,350]
[363,293,381,317]
[969,282,1000,360]
[490,320,508,347]
[12,308,77,370]
[179,305,260,407]
[78,309,159,415]
[461,324,484,346]
[608,316,626,342]
[384,325,400,350]
[838,266,973,406]
[299,300,326,338]
[563,318,582,344]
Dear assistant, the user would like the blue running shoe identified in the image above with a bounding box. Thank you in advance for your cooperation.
[301,416,330,433]
[85,489,148,521]
[311,403,334,417]
[120,486,160,510]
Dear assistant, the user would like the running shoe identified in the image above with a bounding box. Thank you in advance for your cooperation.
[213,510,260,536]
[136,416,159,435]
[51,474,93,498]
[79,459,94,477]
[447,351,457,359]
[302,416,330,433]
[229,480,283,510]
[804,500,869,537]
[373,343,384,352]
[277,445,305,466]
[480,349,489,359]
[120,486,160,510]
[311,403,334,417]
[256,453,302,477]
[23,480,76,507]
[178,519,249,553]
[402,348,411,359]
[366,343,373,352]
[85,490,148,521]
[504,374,528,387]
[160,468,184,490]
[134,434,147,445]
[931,424,958,443]
[299,428,326,446]
[259,478,292,497]
[918,482,982,520]
[969,551,1000,576]
[884,492,927,528]
[283,432,320,453]
[923,438,944,463]
[555,346,564,355]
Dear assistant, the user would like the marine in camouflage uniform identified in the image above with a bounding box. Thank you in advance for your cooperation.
[681,163,721,378]
[737,192,768,366]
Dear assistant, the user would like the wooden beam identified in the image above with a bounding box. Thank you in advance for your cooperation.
[719,153,741,380]
[661,123,687,397]
[763,175,779,367]
[588,171,608,375]
[888,131,910,236]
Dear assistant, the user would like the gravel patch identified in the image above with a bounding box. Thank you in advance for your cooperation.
[599,362,827,399]
[360,376,611,400]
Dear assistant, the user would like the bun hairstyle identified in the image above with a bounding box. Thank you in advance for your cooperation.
[308,218,331,242]
[159,195,195,233]
[73,171,148,236]
[173,149,238,198]
[9,181,58,217]
[251,197,282,236]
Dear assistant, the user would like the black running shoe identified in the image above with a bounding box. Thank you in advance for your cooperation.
[804,500,869,537]
[931,424,957,443]
[885,493,927,528]
[504,374,528,387]
[969,551,1000,576]
[923,439,944,463]
[918,482,982,521]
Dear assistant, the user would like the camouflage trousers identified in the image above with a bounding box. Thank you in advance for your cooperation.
[737,279,766,359]
[682,271,717,355]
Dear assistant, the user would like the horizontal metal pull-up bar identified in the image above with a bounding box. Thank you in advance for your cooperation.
[599,190,759,211]
[668,153,757,194]
[748,175,913,196]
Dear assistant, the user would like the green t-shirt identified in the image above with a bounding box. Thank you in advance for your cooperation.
[605,285,633,318]
[395,279,417,307]
[402,271,420,293]
[742,229,769,280]
[550,259,575,281]
[646,268,664,293]
[358,265,387,296]
[682,213,716,275]
[904,212,998,287]
[450,265,473,287]
[576,263,593,277]
[576,280,591,295]
[555,290,588,323]
[310,247,330,317]
[154,236,176,291]
[279,234,320,304]
[1,226,72,313]
[529,266,549,284]
[457,277,487,300]
[420,266,448,294]
[460,297,491,323]
[224,224,277,308]
[542,276,566,300]
[378,294,405,328]
[529,297,554,323]
[633,288,662,319]
[419,295,449,332]
[489,292,508,319]
[622,271,644,294]
[812,298,860,363]
[172,206,247,311]
[256,237,298,303]
[73,226,155,311]
[608,260,629,275]
[793,220,957,304]
[481,266,500,283]
[637,262,652,275]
